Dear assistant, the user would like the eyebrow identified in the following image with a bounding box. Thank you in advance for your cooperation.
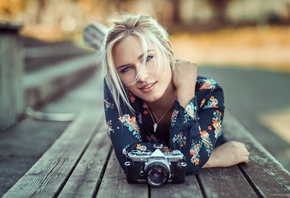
[116,50,154,70]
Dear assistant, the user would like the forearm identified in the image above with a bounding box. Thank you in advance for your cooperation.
[170,97,216,174]
[172,60,197,108]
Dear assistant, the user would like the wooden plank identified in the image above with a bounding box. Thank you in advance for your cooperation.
[151,174,204,198]
[58,118,111,197]
[223,111,290,197]
[97,152,148,198]
[198,166,257,198]
[3,107,102,198]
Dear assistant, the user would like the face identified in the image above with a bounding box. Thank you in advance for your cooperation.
[112,35,172,103]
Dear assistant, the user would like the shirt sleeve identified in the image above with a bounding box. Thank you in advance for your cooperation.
[103,81,155,171]
[170,77,225,174]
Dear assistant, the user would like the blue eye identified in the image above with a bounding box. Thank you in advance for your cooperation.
[121,66,133,73]
[146,55,153,61]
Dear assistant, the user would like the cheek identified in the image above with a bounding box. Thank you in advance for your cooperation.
[150,58,170,77]
[119,70,138,86]
[158,60,172,81]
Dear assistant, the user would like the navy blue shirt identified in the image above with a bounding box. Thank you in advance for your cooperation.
[104,75,225,174]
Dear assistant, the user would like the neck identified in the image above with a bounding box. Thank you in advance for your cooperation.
[146,81,176,117]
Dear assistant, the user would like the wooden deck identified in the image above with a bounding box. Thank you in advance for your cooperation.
[3,103,290,198]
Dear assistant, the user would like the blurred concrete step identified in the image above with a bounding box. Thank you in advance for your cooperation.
[23,37,94,73]
[24,54,98,107]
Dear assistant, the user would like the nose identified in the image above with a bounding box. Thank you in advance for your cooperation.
[137,66,149,82]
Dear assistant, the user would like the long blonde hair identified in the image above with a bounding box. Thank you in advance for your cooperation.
[100,13,175,114]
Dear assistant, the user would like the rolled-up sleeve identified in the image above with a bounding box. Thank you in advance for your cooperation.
[104,82,155,171]
[170,77,225,174]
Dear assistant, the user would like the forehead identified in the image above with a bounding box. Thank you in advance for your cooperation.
[112,35,153,66]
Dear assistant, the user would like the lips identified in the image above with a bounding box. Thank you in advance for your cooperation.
[139,82,157,92]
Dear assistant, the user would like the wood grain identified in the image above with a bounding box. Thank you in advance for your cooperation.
[198,166,257,198]
[97,152,148,198]
[151,174,203,198]
[3,107,102,197]
[58,115,111,197]
[223,111,290,197]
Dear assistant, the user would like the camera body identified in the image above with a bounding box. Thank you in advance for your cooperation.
[124,145,187,187]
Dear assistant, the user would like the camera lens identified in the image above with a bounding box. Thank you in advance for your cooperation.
[146,163,170,187]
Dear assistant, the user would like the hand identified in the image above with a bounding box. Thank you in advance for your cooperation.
[172,60,198,107]
[203,141,250,168]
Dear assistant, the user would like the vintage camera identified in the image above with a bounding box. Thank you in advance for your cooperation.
[124,144,187,187]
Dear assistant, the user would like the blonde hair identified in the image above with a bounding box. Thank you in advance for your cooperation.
[100,13,175,114]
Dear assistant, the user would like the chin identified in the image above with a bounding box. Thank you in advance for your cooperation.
[134,92,154,101]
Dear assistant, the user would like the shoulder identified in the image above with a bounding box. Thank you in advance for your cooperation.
[196,75,221,91]
[195,76,224,106]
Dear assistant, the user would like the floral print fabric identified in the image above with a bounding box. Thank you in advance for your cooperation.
[104,75,225,174]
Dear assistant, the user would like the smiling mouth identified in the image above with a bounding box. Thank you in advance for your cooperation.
[139,82,157,91]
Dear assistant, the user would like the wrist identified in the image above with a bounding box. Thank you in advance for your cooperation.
[203,150,219,168]
[176,85,195,108]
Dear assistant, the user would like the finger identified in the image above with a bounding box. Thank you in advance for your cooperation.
[243,156,250,163]
[235,142,246,148]
[237,142,249,152]
[240,149,250,157]
[242,151,250,160]
[239,155,249,163]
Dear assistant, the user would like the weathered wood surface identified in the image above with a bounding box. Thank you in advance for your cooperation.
[223,111,290,197]
[198,167,257,198]
[4,109,290,198]
[3,107,104,198]
[58,118,111,198]
[97,152,148,198]
[151,174,203,198]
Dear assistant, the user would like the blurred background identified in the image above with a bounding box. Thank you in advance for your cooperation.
[1,0,290,71]
[1,0,290,174]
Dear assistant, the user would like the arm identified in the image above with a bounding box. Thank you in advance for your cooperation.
[170,77,225,174]
[104,81,155,171]
[172,60,197,108]
[173,60,249,168]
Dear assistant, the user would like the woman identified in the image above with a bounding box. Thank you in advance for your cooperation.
[101,13,249,174]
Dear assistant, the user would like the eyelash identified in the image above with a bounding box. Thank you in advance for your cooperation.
[121,55,154,73]
[121,67,133,73]
[146,55,153,61]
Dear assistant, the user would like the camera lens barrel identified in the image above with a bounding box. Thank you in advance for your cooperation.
[145,161,170,187]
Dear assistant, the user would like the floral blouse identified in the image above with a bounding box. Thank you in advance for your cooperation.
[104,75,225,175]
